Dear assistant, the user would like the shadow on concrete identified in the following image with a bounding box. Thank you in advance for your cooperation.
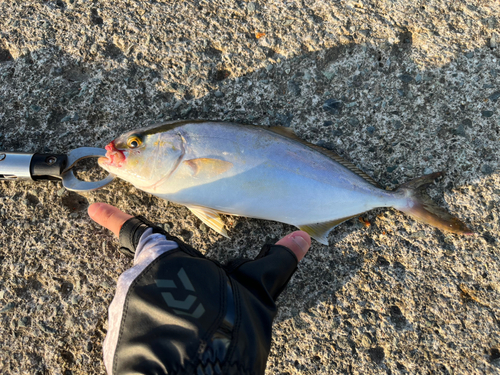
[0,25,499,374]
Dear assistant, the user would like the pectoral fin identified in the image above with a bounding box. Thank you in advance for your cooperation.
[183,158,233,178]
[298,215,358,245]
[188,206,229,238]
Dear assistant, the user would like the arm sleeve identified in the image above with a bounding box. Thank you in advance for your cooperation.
[103,228,179,374]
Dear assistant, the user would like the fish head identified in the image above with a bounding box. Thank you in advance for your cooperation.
[98,128,184,189]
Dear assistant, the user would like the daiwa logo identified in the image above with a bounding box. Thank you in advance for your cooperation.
[155,268,205,319]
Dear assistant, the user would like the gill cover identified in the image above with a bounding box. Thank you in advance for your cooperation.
[99,128,185,190]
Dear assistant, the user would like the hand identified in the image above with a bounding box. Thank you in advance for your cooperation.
[88,202,311,260]
[88,202,312,375]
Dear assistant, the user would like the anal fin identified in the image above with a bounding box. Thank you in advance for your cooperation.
[298,215,358,245]
[188,206,229,238]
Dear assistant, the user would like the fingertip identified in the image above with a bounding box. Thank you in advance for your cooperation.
[87,202,132,238]
[88,202,104,219]
[276,231,311,262]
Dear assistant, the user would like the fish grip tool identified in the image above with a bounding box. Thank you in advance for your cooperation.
[0,147,114,192]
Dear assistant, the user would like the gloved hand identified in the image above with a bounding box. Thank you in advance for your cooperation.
[88,202,311,375]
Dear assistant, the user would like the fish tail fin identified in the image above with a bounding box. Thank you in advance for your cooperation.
[394,172,473,235]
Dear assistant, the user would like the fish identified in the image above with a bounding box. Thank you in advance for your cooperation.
[98,120,472,244]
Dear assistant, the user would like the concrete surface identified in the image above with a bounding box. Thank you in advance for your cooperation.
[0,0,499,374]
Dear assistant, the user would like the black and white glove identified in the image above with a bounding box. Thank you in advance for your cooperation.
[103,216,306,375]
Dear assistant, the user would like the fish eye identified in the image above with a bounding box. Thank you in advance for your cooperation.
[127,135,142,148]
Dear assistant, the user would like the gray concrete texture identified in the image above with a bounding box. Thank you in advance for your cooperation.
[0,0,499,374]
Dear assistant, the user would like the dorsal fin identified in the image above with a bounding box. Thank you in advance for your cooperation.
[268,126,380,187]
[268,126,303,141]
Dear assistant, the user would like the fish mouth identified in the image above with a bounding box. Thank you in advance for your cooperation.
[100,141,126,167]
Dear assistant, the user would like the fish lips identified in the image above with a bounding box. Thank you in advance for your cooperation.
[100,142,127,168]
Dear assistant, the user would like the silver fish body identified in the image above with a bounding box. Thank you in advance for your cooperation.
[99,121,472,243]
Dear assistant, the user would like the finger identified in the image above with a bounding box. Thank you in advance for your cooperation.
[275,231,311,261]
[232,232,311,302]
[88,202,133,238]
